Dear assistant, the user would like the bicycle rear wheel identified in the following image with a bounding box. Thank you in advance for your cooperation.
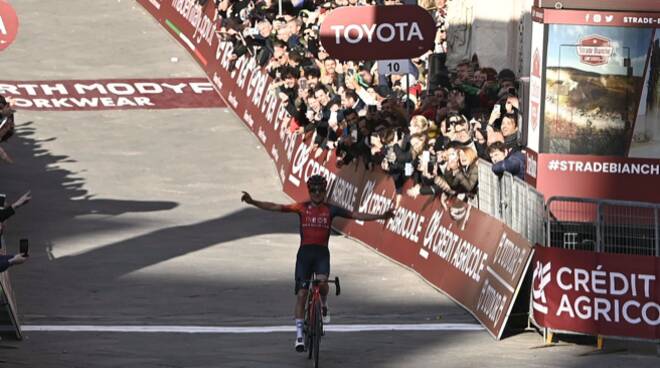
[306,318,313,360]
[313,301,323,368]
[305,302,313,360]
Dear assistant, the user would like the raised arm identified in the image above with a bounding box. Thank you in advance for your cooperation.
[339,207,395,222]
[241,191,287,212]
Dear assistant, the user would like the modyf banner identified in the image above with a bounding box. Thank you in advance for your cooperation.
[0,78,224,111]
[137,0,534,339]
[532,247,660,340]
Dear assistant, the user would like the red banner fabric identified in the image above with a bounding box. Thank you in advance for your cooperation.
[532,247,660,340]
[137,0,534,339]
[537,154,660,203]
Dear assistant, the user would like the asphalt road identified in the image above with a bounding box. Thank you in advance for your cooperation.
[0,1,657,367]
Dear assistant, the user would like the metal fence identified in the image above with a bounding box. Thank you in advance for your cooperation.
[478,159,660,255]
[546,197,660,257]
[477,159,545,245]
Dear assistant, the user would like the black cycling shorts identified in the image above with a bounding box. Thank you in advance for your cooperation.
[294,245,330,294]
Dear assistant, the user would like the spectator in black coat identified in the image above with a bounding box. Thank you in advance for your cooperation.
[488,141,525,180]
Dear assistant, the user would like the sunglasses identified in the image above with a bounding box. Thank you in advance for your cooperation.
[309,187,326,194]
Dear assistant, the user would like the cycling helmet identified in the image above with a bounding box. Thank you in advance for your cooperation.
[306,174,327,189]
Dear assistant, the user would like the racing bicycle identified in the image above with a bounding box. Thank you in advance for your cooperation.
[303,274,340,368]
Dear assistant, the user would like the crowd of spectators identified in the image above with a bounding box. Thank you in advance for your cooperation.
[0,95,31,273]
[209,0,526,204]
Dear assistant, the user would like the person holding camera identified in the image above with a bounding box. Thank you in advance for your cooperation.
[407,135,456,199]
[0,239,28,273]
[0,191,32,273]
[488,95,522,150]
[0,191,31,223]
[444,145,479,197]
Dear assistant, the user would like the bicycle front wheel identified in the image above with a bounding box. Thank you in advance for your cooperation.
[313,301,323,368]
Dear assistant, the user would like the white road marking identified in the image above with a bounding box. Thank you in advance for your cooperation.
[23,323,484,334]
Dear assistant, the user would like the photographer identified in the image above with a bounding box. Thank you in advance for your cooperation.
[406,136,456,199]
[336,113,372,168]
[0,191,31,223]
[0,251,27,273]
[445,113,475,151]
[0,191,32,271]
[444,145,479,197]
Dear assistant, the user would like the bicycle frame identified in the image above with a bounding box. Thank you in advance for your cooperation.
[302,275,340,368]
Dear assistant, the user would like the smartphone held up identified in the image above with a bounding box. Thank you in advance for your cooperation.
[19,238,29,257]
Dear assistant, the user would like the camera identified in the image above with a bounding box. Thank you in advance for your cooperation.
[19,238,28,256]
[243,27,259,37]
[427,154,438,173]
[385,146,397,164]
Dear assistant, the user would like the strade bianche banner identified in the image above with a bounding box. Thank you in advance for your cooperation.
[137,0,534,339]
[529,7,660,203]
[532,247,660,340]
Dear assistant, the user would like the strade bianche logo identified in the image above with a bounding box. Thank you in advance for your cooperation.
[532,261,551,315]
[577,35,613,66]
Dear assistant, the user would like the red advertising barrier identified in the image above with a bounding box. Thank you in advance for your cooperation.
[532,247,660,340]
[137,0,534,339]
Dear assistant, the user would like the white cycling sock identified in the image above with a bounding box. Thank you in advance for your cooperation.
[295,319,304,339]
[321,295,328,307]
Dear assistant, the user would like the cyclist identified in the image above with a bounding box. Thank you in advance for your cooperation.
[241,174,394,352]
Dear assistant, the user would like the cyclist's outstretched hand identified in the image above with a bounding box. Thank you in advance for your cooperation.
[241,191,254,205]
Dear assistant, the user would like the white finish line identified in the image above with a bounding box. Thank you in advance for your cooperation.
[23,324,484,334]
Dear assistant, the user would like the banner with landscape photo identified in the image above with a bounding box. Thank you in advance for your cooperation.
[543,24,655,157]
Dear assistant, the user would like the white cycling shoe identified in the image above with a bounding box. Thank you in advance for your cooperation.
[295,337,305,352]
[322,306,330,324]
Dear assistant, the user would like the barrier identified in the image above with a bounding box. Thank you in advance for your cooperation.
[477,160,545,246]
[0,273,22,339]
[533,197,660,342]
[531,247,660,341]
[137,0,535,339]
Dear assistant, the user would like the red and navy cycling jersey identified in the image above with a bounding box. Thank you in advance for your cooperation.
[281,202,352,247]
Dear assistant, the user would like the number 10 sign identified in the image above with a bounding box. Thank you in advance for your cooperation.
[378,59,412,76]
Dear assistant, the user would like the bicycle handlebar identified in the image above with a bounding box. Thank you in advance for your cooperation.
[309,276,341,296]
